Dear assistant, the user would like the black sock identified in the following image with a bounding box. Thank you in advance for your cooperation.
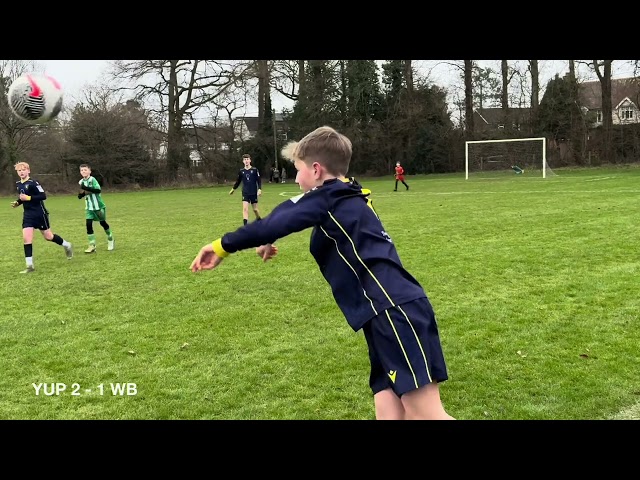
[24,243,33,257]
[243,219,248,225]
[52,234,64,245]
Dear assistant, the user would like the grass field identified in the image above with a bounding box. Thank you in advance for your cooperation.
[1,165,639,420]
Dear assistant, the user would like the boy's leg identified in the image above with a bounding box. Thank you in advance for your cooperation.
[41,228,73,259]
[394,179,398,191]
[242,201,250,225]
[403,181,409,190]
[20,226,35,272]
[85,217,96,253]
[374,388,405,420]
[252,200,261,220]
[97,208,114,251]
[401,382,454,420]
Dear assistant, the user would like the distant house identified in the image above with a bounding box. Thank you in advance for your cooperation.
[233,112,289,141]
[183,125,234,167]
[577,77,640,126]
[472,107,532,133]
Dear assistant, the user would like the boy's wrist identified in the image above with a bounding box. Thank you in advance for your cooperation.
[212,238,230,258]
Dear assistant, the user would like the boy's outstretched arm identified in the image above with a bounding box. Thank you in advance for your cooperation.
[190,190,327,272]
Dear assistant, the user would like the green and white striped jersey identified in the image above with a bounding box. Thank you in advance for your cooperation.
[80,176,106,211]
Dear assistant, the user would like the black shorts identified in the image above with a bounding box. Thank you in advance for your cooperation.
[23,214,50,230]
[362,297,448,397]
[242,194,258,204]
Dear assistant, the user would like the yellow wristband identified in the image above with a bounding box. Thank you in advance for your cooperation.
[212,238,230,258]
[25,195,31,201]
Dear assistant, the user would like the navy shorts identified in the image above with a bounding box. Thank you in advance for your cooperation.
[242,194,258,204]
[362,297,448,397]
[22,214,50,230]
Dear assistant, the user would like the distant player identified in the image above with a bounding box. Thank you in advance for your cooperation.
[11,162,73,273]
[394,161,409,191]
[511,165,524,174]
[229,153,262,226]
[78,164,114,253]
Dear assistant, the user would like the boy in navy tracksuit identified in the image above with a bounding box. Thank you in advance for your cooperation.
[229,153,262,226]
[11,161,73,273]
[191,126,454,420]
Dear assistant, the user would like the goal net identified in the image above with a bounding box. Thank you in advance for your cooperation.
[465,137,557,179]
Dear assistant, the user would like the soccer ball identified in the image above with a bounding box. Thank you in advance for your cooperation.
[6,74,63,124]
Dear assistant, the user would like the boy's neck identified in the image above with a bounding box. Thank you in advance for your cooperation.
[317,174,346,186]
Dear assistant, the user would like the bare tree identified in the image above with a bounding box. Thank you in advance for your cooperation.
[109,60,253,178]
[271,60,303,103]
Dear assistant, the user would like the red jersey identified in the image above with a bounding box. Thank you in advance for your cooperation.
[395,165,405,181]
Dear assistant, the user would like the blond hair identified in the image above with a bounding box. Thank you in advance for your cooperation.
[281,126,352,176]
[14,162,30,170]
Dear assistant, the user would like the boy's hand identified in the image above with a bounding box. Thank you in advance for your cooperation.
[10,200,19,208]
[77,192,86,199]
[19,193,29,201]
[256,244,278,262]
[257,189,262,196]
[191,243,224,272]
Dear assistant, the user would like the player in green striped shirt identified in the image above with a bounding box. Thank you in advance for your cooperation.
[77,164,114,253]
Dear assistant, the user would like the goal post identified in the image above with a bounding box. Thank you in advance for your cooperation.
[465,137,554,179]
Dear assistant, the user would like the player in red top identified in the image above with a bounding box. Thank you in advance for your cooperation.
[394,161,409,191]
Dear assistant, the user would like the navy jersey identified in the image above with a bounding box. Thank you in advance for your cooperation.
[232,167,262,196]
[219,178,428,331]
[15,177,49,217]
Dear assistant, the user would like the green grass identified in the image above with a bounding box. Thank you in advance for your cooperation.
[1,165,639,419]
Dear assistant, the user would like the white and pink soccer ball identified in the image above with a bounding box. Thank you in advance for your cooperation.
[6,73,63,124]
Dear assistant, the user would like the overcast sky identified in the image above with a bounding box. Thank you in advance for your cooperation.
[27,59,640,117]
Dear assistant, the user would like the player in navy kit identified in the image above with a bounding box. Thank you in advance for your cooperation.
[11,162,73,273]
[229,153,262,226]
[191,127,454,420]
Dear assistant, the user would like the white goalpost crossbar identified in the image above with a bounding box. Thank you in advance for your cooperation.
[465,137,547,179]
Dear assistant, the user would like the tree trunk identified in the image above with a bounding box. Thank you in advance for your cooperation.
[464,60,474,137]
[166,60,182,178]
[594,60,613,163]
[257,60,268,132]
[501,60,510,130]
[530,60,539,135]
[404,60,413,93]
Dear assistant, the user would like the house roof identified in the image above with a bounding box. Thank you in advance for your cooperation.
[183,125,232,145]
[237,113,286,134]
[474,107,532,125]
[578,77,640,110]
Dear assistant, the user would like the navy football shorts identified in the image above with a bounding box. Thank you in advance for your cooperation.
[362,297,448,397]
[242,194,258,204]
[22,214,50,230]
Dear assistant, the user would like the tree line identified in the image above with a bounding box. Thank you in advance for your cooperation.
[1,59,639,193]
